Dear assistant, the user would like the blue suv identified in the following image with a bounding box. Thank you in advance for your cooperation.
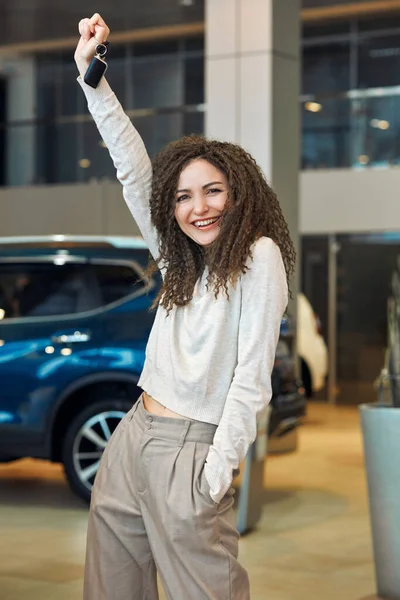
[0,236,304,502]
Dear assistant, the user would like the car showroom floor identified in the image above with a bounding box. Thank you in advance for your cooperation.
[0,402,381,600]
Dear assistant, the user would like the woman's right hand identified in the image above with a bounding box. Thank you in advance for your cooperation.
[74,13,110,78]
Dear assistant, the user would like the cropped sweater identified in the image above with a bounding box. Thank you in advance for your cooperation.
[78,77,288,503]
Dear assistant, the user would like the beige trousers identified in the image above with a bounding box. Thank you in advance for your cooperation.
[83,396,250,600]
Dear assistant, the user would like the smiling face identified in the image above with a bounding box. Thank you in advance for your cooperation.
[174,159,229,247]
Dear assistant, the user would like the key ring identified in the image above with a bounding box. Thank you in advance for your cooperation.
[93,36,109,58]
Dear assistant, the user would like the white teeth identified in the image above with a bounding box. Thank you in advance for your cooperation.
[194,217,219,228]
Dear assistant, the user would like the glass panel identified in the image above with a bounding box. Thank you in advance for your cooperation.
[335,235,400,405]
[300,235,329,401]
[358,34,400,89]
[59,62,80,117]
[35,121,77,184]
[31,109,202,185]
[349,93,400,169]
[302,97,351,169]
[104,57,127,105]
[57,122,79,183]
[79,121,116,183]
[184,56,204,104]
[36,59,58,119]
[183,111,204,136]
[134,113,184,159]
[154,113,183,150]
[130,55,184,110]
[301,91,400,169]
[301,236,329,342]
[0,42,206,185]
[302,42,351,95]
[6,123,36,186]
[367,95,400,167]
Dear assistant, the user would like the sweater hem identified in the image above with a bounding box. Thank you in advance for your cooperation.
[138,371,223,426]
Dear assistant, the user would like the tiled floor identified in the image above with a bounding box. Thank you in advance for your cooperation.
[0,403,383,599]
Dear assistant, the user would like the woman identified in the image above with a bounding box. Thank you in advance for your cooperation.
[75,13,295,600]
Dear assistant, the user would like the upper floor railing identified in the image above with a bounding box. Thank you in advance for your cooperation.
[301,85,400,170]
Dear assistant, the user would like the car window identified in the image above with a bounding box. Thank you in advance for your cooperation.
[91,264,146,305]
[0,261,145,319]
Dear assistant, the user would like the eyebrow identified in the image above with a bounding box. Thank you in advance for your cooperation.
[176,181,225,194]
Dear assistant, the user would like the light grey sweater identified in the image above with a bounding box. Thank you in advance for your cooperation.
[78,77,288,503]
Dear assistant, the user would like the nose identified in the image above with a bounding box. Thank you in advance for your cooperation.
[193,195,209,216]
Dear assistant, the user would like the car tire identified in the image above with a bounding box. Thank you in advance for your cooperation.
[301,359,313,398]
[62,398,134,503]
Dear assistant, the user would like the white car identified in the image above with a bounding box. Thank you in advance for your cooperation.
[297,293,328,397]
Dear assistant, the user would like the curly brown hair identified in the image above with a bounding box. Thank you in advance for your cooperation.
[149,135,296,312]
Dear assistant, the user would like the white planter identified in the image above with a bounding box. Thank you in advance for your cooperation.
[360,404,400,600]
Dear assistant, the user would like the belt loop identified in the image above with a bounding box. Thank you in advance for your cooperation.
[128,395,142,421]
[178,420,191,447]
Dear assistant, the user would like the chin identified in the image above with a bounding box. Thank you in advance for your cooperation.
[194,233,219,247]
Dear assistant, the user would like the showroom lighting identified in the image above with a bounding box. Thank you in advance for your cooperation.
[0,309,4,320]
[370,119,390,130]
[305,101,322,113]
[54,257,66,266]
[45,346,55,354]
[0,340,4,346]
[61,348,72,356]
[79,158,91,169]
[358,154,370,165]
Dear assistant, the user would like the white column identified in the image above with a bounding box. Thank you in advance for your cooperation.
[205,0,300,273]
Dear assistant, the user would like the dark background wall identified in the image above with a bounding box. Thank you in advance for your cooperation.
[0,0,204,45]
[1,1,387,46]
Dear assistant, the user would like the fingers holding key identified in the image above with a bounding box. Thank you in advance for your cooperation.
[75,14,110,75]
[78,18,93,42]
[89,13,110,44]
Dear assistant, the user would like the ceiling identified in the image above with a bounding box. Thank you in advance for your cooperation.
[0,1,395,47]
[0,0,204,45]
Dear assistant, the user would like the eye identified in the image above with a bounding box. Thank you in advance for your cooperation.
[206,188,222,195]
[176,194,190,203]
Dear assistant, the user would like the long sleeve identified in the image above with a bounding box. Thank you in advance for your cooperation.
[204,237,288,503]
[77,77,160,262]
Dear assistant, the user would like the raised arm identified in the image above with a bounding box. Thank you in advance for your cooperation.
[75,14,160,262]
[204,237,288,503]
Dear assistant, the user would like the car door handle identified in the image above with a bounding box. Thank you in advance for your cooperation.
[52,330,92,344]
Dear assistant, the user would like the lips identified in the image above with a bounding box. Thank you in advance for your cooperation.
[193,217,220,228]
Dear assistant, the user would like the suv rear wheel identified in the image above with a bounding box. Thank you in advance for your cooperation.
[62,398,133,502]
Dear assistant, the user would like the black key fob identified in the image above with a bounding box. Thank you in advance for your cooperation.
[84,55,108,88]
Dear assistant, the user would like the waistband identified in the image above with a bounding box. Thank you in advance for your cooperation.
[130,396,217,446]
